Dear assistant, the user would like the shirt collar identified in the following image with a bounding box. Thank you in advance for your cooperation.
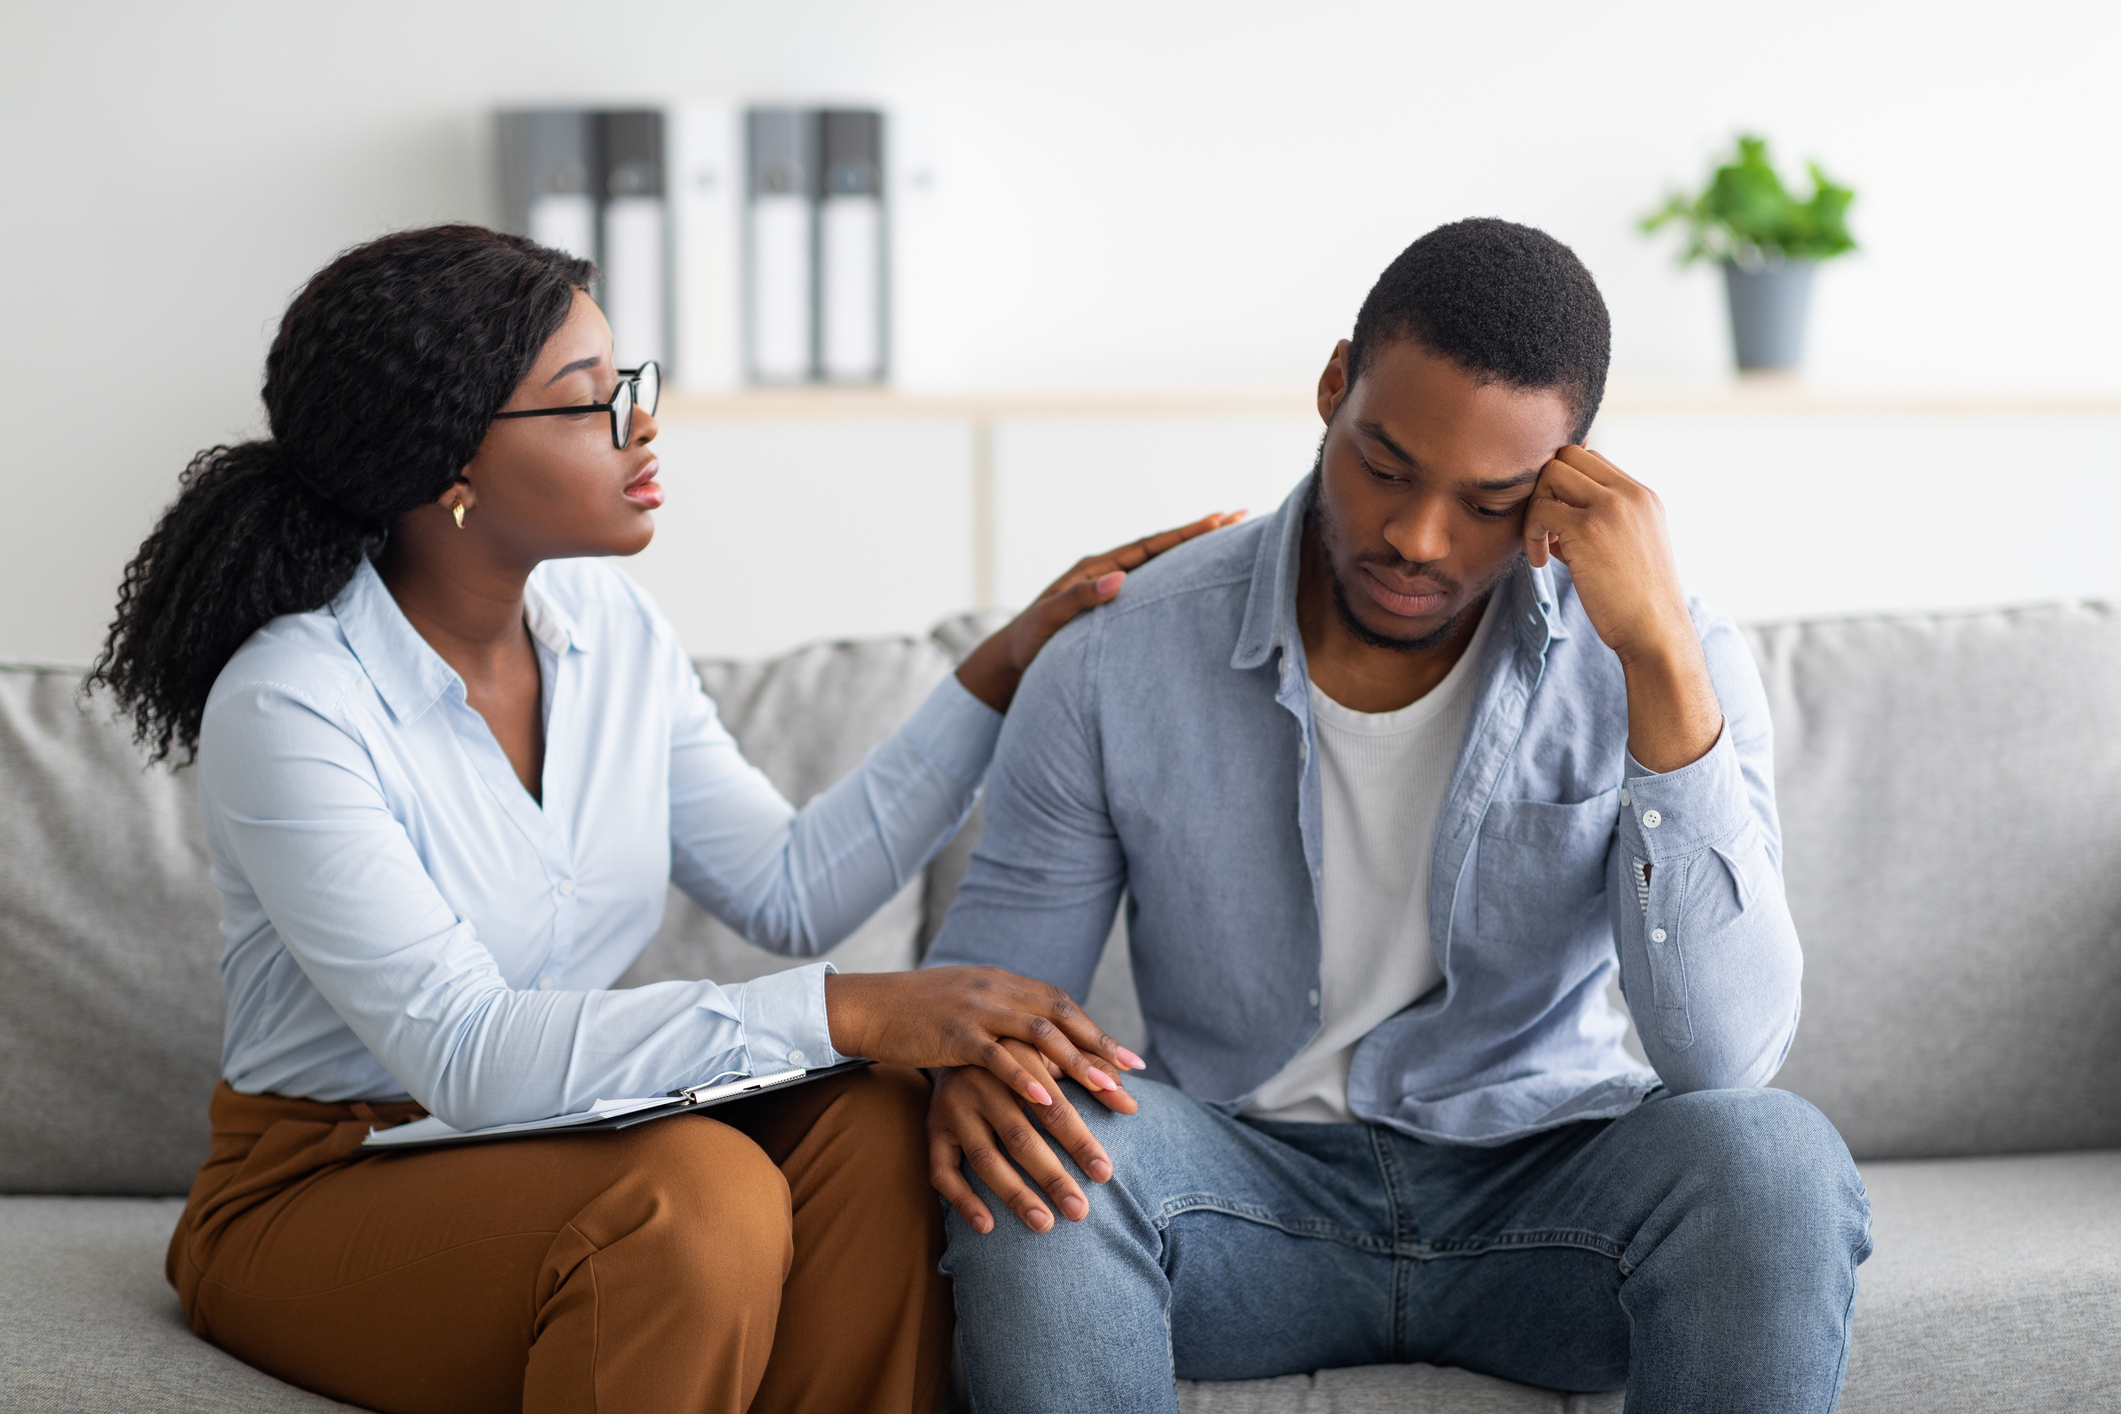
[523,565,591,658]
[1229,470,1570,672]
[330,559,592,726]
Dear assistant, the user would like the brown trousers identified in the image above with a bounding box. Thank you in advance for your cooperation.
[166,1067,952,1414]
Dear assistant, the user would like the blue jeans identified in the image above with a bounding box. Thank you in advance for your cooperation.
[943,1081,1872,1413]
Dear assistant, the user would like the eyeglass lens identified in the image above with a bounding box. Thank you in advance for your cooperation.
[611,363,660,449]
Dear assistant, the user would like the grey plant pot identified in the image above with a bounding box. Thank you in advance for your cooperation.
[1723,261,1816,371]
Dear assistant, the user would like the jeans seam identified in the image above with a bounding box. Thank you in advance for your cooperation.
[1368,1126,1410,1362]
[1408,1227,1629,1264]
[1151,1194,1392,1254]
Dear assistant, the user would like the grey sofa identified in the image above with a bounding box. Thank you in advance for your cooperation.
[3,602,2117,1413]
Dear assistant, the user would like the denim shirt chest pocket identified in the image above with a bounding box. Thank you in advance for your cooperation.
[1474,785,1622,948]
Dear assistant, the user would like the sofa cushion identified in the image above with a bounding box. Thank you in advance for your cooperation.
[0,669,223,1196]
[1746,604,2121,1160]
[1840,1149,2121,1412]
[1178,1366,1619,1412]
[0,1196,356,1412]
[17,1155,2101,1413]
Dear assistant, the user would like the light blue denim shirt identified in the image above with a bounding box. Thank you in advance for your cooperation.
[201,557,1000,1130]
[927,474,1801,1144]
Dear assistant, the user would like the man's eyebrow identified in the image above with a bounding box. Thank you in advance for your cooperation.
[1354,420,1422,470]
[544,355,604,387]
[1470,469,1543,494]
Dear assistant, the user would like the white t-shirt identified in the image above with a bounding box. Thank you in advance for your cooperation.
[1243,601,1497,1124]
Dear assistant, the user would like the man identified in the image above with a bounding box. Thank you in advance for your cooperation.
[923,219,1871,1412]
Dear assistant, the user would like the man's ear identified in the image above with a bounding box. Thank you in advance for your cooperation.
[1316,340,1353,425]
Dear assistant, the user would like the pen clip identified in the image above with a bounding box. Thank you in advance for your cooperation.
[669,1066,808,1107]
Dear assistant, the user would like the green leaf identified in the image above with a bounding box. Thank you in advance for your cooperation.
[1638,134,1859,265]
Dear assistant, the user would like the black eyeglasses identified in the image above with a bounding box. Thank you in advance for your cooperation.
[491,362,660,450]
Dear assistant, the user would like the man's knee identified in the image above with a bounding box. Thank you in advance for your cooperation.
[1648,1088,1870,1258]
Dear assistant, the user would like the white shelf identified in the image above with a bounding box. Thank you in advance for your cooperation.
[656,383,2121,423]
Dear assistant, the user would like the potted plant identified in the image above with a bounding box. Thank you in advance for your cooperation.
[1642,135,1857,373]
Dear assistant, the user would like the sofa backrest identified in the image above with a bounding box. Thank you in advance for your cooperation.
[1742,603,2121,1160]
[3,602,2113,1193]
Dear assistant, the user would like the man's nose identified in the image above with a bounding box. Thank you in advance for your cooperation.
[1382,493,1451,565]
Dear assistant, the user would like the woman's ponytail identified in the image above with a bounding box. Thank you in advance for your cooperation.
[90,225,593,762]
[91,441,380,762]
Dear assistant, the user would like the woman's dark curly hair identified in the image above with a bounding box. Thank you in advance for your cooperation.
[89,224,594,762]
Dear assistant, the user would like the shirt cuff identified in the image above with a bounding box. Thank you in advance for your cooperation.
[1620,723,1749,860]
[740,962,842,1072]
[898,672,1005,787]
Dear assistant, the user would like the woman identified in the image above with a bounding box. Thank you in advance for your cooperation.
[91,224,1229,1414]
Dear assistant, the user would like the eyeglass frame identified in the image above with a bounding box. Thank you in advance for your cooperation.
[489,361,660,450]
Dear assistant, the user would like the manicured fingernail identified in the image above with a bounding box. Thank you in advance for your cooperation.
[1115,1047,1145,1070]
[1090,1159,1112,1182]
[1085,1067,1115,1091]
[1028,1083,1053,1106]
[1062,1195,1087,1221]
[1030,1208,1051,1230]
[1096,571,1125,594]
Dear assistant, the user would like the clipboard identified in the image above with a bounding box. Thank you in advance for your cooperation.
[359,1059,875,1152]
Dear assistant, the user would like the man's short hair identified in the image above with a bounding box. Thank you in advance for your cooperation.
[1348,218,1611,444]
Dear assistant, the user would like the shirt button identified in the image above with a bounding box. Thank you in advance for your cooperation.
[537,977,555,990]
[1651,928,1668,943]
[787,1049,807,1067]
[1620,788,1631,807]
[1307,989,1321,1008]
[1641,809,1662,829]
[556,879,575,895]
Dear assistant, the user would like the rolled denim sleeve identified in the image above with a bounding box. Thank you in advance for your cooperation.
[1612,609,1803,1093]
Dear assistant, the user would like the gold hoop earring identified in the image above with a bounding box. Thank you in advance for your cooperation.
[451,501,467,530]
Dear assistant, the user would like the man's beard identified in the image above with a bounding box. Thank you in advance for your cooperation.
[1305,437,1517,655]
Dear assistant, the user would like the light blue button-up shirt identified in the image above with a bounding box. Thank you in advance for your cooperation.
[927,474,1802,1144]
[201,557,1000,1130]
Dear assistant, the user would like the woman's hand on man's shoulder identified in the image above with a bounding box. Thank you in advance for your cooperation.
[953,511,1245,712]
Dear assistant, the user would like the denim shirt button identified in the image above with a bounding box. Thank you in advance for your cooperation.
[1306,988,1321,1009]
[1651,927,1668,943]
[1641,809,1663,829]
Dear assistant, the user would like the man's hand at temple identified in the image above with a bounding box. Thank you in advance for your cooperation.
[1524,445,1724,774]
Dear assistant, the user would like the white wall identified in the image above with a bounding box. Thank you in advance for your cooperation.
[4,1,2118,661]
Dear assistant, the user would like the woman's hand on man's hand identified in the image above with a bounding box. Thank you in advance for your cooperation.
[953,510,1245,712]
[823,965,1140,1108]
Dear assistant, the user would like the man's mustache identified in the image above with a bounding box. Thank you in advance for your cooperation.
[1350,553,1459,597]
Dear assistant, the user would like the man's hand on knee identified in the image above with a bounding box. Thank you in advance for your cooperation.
[927,1042,1138,1235]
